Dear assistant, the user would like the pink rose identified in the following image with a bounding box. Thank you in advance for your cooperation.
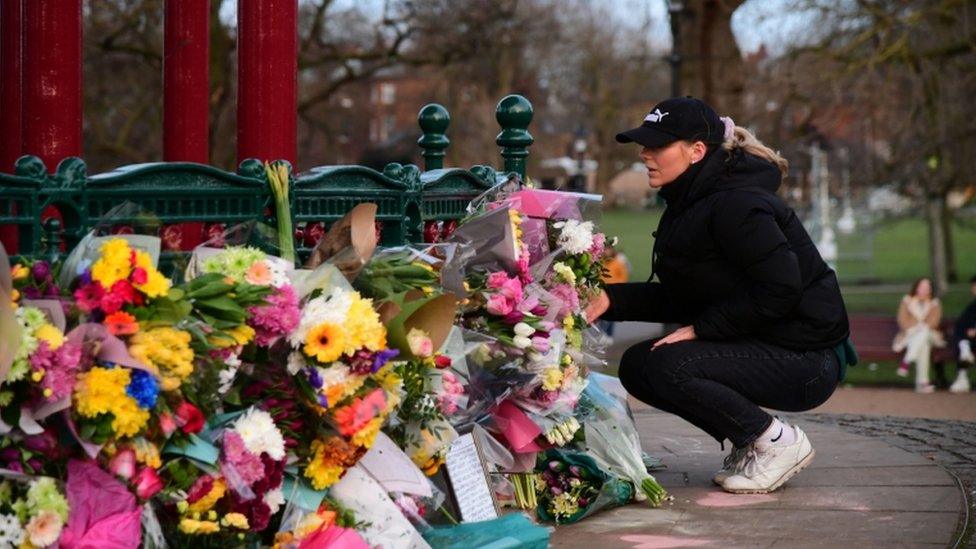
[486,294,513,316]
[499,278,523,303]
[486,272,509,289]
[133,467,163,500]
[109,449,137,480]
[406,328,434,358]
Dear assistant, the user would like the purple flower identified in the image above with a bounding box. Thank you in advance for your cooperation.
[372,348,400,373]
[23,287,42,299]
[306,367,323,389]
[31,261,51,281]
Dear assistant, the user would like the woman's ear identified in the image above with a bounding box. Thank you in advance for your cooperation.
[690,141,707,164]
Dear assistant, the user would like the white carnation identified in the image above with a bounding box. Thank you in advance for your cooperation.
[554,220,595,255]
[232,408,286,461]
[264,488,285,515]
[286,351,307,375]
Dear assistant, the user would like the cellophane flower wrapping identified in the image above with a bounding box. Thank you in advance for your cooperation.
[535,449,633,525]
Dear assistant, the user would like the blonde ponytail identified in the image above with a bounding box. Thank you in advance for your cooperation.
[723,126,789,179]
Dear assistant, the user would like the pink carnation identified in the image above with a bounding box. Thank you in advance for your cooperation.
[247,285,300,347]
[486,294,513,316]
[589,232,606,258]
[221,431,265,487]
[548,284,580,320]
[30,341,82,401]
[486,272,509,289]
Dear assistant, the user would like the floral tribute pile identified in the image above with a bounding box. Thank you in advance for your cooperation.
[0,177,663,547]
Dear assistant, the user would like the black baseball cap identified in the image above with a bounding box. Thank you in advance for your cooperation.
[616,97,725,149]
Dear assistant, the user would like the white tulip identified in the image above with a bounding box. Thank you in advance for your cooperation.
[513,322,535,337]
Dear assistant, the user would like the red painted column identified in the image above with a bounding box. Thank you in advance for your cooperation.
[164,0,210,163]
[0,0,23,253]
[237,0,297,167]
[0,0,23,171]
[22,0,83,170]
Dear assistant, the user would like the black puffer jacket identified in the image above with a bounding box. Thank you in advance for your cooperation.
[604,147,850,350]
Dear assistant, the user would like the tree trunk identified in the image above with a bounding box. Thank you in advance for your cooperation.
[677,0,746,117]
[925,193,949,296]
[941,202,957,283]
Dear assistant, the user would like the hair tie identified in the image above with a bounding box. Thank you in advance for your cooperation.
[720,116,735,141]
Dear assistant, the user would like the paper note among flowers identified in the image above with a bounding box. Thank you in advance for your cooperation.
[445,433,498,523]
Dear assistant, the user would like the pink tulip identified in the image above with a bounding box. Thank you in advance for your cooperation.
[531,336,550,353]
[133,467,163,500]
[158,413,177,437]
[109,449,137,480]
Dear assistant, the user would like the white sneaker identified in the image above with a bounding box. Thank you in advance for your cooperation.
[721,426,815,494]
[915,383,936,394]
[949,371,971,393]
[712,445,749,485]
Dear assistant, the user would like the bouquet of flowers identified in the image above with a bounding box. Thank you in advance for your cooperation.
[285,269,401,490]
[154,407,288,544]
[535,449,633,524]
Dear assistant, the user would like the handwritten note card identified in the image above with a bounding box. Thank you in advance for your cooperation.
[445,433,498,523]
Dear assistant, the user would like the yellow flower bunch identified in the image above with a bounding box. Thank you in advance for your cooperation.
[304,439,347,490]
[342,296,386,354]
[90,238,170,297]
[221,513,250,530]
[129,327,194,391]
[350,417,384,449]
[73,367,150,438]
[91,239,132,288]
[179,518,220,535]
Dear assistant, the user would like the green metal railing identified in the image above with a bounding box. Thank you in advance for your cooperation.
[0,94,534,269]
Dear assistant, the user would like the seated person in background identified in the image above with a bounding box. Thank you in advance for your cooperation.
[949,275,976,393]
[892,278,945,393]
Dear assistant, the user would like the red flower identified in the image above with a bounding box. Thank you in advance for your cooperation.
[74,283,106,313]
[434,355,452,369]
[133,466,163,500]
[186,475,215,504]
[104,311,139,336]
[130,267,148,285]
[175,401,205,434]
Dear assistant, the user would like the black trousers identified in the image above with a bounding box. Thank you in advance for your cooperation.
[619,338,839,448]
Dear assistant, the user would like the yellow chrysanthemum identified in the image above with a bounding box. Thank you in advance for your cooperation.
[541,367,564,391]
[179,518,220,535]
[34,324,65,351]
[129,327,194,391]
[91,239,132,288]
[73,367,150,438]
[221,513,250,530]
[188,479,226,514]
[342,297,386,353]
[134,268,171,298]
[304,440,347,490]
[350,416,385,449]
[304,323,345,364]
[227,324,255,346]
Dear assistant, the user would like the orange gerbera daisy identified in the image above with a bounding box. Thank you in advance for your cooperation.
[104,311,139,336]
[304,323,345,363]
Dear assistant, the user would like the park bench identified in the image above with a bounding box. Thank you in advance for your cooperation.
[849,314,956,364]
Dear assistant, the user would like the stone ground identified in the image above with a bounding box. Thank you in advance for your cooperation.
[546,322,974,548]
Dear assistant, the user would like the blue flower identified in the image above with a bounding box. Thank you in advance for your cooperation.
[126,369,160,409]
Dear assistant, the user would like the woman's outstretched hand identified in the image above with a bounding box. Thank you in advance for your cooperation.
[585,289,610,323]
[652,325,697,349]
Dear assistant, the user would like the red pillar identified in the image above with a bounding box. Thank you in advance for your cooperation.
[0,0,23,253]
[0,0,23,171]
[22,0,83,170]
[237,0,297,167]
[164,0,210,163]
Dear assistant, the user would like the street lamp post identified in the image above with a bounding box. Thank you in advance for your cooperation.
[668,0,685,98]
[572,128,587,192]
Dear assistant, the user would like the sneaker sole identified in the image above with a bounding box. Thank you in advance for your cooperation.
[723,448,816,495]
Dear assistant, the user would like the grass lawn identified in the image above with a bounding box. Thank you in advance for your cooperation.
[843,359,975,389]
